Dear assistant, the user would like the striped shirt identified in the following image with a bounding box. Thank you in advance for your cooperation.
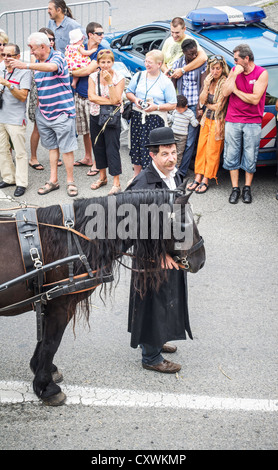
[34,48,75,121]
[170,108,199,135]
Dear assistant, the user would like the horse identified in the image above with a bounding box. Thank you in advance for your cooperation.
[0,186,205,406]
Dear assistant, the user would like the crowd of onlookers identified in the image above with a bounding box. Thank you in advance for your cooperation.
[0,0,277,202]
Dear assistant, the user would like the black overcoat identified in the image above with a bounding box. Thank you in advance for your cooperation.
[127,163,193,349]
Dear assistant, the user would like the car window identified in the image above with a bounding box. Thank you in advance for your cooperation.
[129,28,168,55]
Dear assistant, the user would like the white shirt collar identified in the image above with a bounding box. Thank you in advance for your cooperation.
[152,161,177,189]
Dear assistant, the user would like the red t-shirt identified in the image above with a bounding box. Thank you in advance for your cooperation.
[225,65,266,124]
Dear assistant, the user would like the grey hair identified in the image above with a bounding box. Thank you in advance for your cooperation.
[27,32,50,47]
[6,43,20,55]
[233,43,254,62]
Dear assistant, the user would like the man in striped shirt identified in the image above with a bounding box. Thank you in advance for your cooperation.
[10,31,78,197]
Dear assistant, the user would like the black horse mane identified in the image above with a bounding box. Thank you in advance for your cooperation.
[37,188,185,301]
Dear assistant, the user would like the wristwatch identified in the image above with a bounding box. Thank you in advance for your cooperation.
[10,84,15,91]
[181,67,186,74]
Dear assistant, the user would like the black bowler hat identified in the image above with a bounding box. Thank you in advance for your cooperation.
[145,127,178,147]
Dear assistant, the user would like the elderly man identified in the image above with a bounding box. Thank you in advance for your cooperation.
[10,32,78,197]
[47,0,86,55]
[161,16,207,79]
[72,22,105,173]
[0,43,32,197]
[127,127,193,373]
[222,44,268,204]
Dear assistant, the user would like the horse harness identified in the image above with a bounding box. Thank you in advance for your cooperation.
[0,204,113,342]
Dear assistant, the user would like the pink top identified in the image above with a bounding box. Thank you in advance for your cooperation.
[225,65,266,124]
[64,44,91,71]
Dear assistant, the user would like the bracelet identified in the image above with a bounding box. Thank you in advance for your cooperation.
[108,84,114,88]
[26,63,30,69]
[157,105,160,111]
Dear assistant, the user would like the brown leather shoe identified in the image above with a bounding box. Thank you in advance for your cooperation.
[142,359,181,374]
[162,343,177,353]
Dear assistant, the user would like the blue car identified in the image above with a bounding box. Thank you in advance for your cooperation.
[105,5,278,166]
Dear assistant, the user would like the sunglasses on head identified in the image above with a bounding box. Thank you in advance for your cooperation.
[98,49,111,55]
[93,31,104,36]
[1,53,17,58]
[208,55,224,62]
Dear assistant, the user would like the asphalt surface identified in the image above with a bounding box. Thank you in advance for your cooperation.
[0,0,277,454]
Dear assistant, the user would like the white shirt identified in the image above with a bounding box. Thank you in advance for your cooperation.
[152,161,177,190]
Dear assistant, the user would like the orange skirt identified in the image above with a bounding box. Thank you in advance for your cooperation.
[194,118,224,182]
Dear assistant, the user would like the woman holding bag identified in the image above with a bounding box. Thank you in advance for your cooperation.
[88,49,125,194]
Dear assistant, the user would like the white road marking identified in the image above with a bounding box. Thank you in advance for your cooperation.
[0,381,277,411]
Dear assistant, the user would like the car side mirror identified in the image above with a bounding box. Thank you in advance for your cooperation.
[119,45,133,51]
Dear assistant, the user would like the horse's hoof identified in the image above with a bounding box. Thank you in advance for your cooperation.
[42,391,67,406]
[52,369,63,383]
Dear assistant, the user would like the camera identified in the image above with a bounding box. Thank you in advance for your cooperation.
[168,69,174,77]
[139,100,150,110]
[0,94,3,110]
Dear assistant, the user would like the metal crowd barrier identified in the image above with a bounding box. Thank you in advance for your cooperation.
[0,1,113,55]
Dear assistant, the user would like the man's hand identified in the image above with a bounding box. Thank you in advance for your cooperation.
[171,68,183,79]
[234,64,244,76]
[161,254,179,270]
[8,59,27,70]
[0,76,9,87]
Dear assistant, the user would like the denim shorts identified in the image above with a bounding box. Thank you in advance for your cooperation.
[36,108,78,154]
[223,121,261,173]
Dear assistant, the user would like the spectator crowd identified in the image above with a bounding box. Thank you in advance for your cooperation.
[0,0,277,202]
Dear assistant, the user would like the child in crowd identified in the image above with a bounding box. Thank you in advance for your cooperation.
[169,95,199,167]
[65,28,95,88]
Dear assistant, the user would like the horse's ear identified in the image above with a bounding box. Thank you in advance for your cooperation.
[176,178,188,193]
[176,178,193,203]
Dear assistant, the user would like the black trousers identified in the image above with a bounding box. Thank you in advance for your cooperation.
[90,114,122,176]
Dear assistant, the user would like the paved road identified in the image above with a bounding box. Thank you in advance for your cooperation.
[0,0,277,453]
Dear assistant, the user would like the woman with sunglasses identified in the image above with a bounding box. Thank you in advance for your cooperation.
[88,49,125,194]
[28,28,58,170]
[187,55,229,193]
[0,32,9,71]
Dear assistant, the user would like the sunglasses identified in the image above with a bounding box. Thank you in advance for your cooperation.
[93,31,104,36]
[0,43,7,46]
[98,49,111,55]
[1,53,18,58]
[49,37,55,42]
[208,55,224,62]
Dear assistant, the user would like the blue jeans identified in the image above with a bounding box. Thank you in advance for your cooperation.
[179,105,199,176]
[141,344,163,365]
[223,121,261,173]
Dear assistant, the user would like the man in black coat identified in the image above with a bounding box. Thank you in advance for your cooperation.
[127,127,192,373]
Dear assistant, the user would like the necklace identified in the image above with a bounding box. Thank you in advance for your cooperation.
[144,71,161,100]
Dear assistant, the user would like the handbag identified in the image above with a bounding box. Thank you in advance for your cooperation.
[122,71,142,121]
[122,101,132,121]
[97,72,121,128]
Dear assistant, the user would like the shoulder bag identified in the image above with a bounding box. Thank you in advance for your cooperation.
[97,72,121,128]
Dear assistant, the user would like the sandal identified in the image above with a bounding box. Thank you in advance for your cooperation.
[108,185,121,195]
[38,181,59,195]
[87,169,99,176]
[29,162,44,170]
[195,182,209,194]
[187,180,201,191]
[91,178,108,190]
[66,182,78,197]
